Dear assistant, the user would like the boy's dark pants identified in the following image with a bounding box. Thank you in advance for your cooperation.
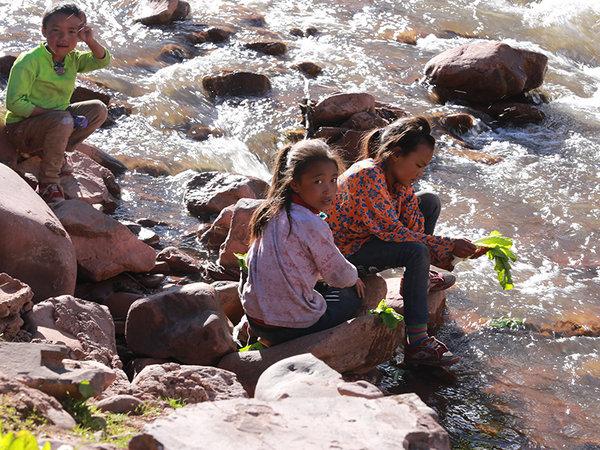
[6,100,107,185]
[347,192,441,327]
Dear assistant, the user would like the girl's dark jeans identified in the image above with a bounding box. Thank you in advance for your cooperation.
[346,192,441,327]
[248,283,362,345]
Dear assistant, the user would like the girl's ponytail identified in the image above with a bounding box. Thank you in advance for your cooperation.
[359,128,383,160]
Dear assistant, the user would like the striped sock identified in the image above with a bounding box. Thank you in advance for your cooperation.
[406,324,429,347]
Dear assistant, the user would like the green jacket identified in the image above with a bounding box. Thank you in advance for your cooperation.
[5,43,111,124]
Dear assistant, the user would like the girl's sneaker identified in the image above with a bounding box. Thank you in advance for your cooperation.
[404,336,460,367]
[39,183,65,204]
[428,270,456,292]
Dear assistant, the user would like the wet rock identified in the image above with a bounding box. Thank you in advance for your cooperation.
[340,110,388,131]
[129,392,448,450]
[202,71,271,97]
[186,124,222,141]
[156,246,202,274]
[185,26,236,44]
[245,41,287,56]
[130,363,247,403]
[53,200,156,282]
[198,205,234,249]
[134,0,180,25]
[70,85,111,106]
[185,171,268,220]
[74,143,127,176]
[292,61,322,77]
[138,227,160,246]
[255,354,383,402]
[395,29,419,45]
[26,295,120,369]
[305,26,319,36]
[137,218,167,228]
[289,27,304,37]
[217,198,263,270]
[315,127,367,166]
[0,273,34,340]
[212,281,243,325]
[312,92,376,127]
[95,395,143,414]
[374,102,407,123]
[0,164,77,302]
[125,283,236,365]
[445,145,504,165]
[0,373,76,429]
[219,276,389,394]
[538,312,600,338]
[241,13,266,27]
[157,43,193,64]
[172,0,190,20]
[424,41,548,104]
[438,112,477,135]
[0,54,16,81]
[484,102,545,125]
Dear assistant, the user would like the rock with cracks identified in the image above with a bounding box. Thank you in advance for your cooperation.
[0,273,34,340]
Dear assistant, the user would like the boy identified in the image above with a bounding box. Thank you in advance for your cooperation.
[4,3,111,203]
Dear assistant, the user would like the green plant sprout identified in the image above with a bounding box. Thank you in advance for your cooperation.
[238,341,265,352]
[489,317,525,330]
[474,230,517,290]
[0,429,51,450]
[234,253,248,272]
[369,300,404,330]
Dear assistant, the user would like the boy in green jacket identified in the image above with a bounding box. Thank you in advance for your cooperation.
[4,3,111,204]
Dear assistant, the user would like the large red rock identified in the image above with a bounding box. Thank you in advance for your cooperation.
[74,142,127,176]
[312,93,376,127]
[0,125,17,168]
[185,171,268,219]
[202,72,272,97]
[424,41,548,104]
[198,204,235,249]
[125,283,236,365]
[211,281,243,324]
[217,198,263,270]
[134,0,179,25]
[0,273,34,340]
[0,164,77,302]
[52,200,156,282]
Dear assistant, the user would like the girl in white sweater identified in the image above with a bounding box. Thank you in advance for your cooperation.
[241,139,365,345]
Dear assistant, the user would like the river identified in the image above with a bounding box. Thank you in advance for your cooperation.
[1,0,599,448]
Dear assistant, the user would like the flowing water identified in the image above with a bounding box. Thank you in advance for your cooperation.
[1,0,599,448]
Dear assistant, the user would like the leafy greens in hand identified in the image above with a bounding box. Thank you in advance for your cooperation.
[474,230,517,290]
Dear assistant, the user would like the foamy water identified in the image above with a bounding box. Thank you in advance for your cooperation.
[1,0,599,447]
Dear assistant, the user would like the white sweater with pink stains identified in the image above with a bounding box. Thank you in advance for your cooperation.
[241,203,358,328]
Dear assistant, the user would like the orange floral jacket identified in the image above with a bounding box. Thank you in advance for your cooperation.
[327,159,455,270]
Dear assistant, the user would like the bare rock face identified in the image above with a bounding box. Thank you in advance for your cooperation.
[156,246,202,274]
[53,200,156,282]
[185,171,268,220]
[0,273,34,340]
[424,41,548,104]
[134,0,188,25]
[219,275,389,394]
[255,354,383,402]
[0,124,18,168]
[244,41,287,56]
[129,393,449,450]
[211,281,244,324]
[125,283,236,365]
[0,374,76,429]
[0,164,77,302]
[312,92,376,127]
[198,205,235,249]
[74,143,127,176]
[130,363,247,403]
[202,72,272,97]
[26,295,120,369]
[217,198,263,270]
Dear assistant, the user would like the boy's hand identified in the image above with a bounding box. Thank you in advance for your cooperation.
[78,24,95,45]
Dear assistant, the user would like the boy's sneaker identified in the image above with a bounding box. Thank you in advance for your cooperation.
[39,183,65,204]
[404,336,460,367]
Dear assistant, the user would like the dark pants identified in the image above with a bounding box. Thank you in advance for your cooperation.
[347,192,441,327]
[248,284,362,345]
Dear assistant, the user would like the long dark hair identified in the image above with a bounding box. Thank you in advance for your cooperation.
[250,139,343,240]
[360,116,435,163]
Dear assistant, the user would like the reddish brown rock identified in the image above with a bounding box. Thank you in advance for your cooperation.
[202,71,271,97]
[0,273,34,340]
[245,41,287,56]
[198,205,234,250]
[424,41,548,104]
[186,124,212,141]
[217,198,263,270]
[156,246,202,274]
[185,171,268,219]
[0,164,77,302]
[74,142,127,176]
[484,102,545,125]
[340,111,388,131]
[101,292,143,321]
[0,54,16,80]
[70,85,111,106]
[315,127,367,166]
[52,200,156,282]
[212,281,243,324]
[437,112,477,135]
[125,283,236,365]
[293,61,322,77]
[95,394,143,414]
[157,43,193,64]
[289,27,304,37]
[172,0,190,20]
[130,363,247,402]
[0,125,18,168]
[312,93,376,127]
[134,0,179,25]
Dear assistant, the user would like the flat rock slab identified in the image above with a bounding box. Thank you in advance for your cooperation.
[129,394,449,450]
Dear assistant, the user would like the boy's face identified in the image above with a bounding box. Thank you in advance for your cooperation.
[42,12,84,60]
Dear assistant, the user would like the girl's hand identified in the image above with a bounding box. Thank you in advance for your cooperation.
[354,278,366,299]
[78,24,94,45]
[452,238,478,258]
[470,246,489,259]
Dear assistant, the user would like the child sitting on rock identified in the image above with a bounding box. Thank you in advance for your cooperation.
[4,3,111,204]
[241,139,366,345]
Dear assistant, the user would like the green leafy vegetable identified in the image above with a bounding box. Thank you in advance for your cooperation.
[474,230,517,290]
[0,430,51,450]
[369,300,404,330]
[489,317,525,330]
[234,253,248,272]
[78,380,95,400]
[239,341,265,352]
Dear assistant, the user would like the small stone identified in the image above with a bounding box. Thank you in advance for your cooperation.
[289,27,304,37]
[202,71,271,98]
[207,27,235,43]
[305,26,319,36]
[293,61,322,77]
[157,44,192,64]
[186,124,212,141]
[95,395,143,414]
[244,41,287,56]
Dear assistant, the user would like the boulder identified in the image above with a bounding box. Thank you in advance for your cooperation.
[312,93,376,127]
[0,164,77,302]
[74,143,127,176]
[184,171,268,219]
[156,246,201,274]
[424,41,548,104]
[129,393,449,450]
[484,102,545,125]
[218,276,390,394]
[217,198,263,270]
[198,205,234,249]
[254,354,383,402]
[315,127,368,166]
[53,200,156,282]
[0,273,34,340]
[95,395,143,414]
[134,0,179,25]
[0,55,16,80]
[211,281,243,324]
[0,124,18,168]
[292,61,322,77]
[26,295,120,369]
[0,374,76,429]
[385,277,447,330]
[244,41,287,56]
[125,283,236,365]
[130,363,247,403]
[202,72,271,97]
[340,110,388,131]
[437,112,477,135]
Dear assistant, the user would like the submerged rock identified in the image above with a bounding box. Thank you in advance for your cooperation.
[156,246,202,274]
[0,273,34,340]
[244,41,287,56]
[202,71,272,97]
[484,101,545,125]
[424,41,548,104]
